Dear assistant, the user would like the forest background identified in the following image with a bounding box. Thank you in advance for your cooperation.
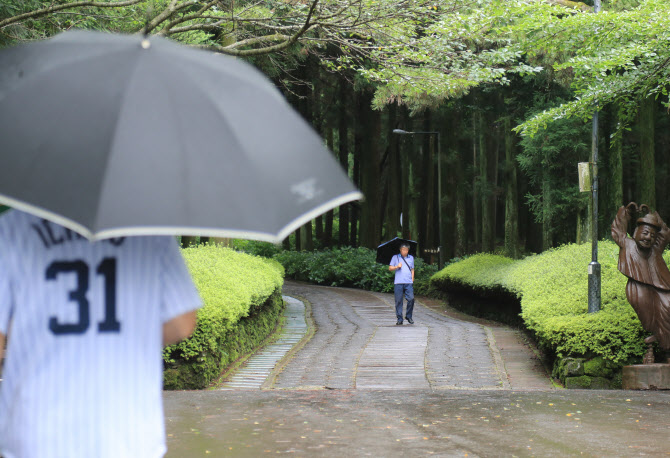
[2,0,669,261]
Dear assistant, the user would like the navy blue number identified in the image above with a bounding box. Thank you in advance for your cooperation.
[47,258,120,335]
[47,261,89,335]
[97,258,120,332]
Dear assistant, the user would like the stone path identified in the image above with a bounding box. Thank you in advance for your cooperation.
[164,283,670,456]
[218,282,554,391]
[219,297,307,390]
[356,326,430,390]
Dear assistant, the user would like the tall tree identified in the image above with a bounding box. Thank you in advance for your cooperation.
[337,80,351,247]
[357,90,383,249]
[639,96,656,209]
[503,115,520,258]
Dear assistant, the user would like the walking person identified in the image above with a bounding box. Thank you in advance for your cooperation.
[0,209,202,458]
[389,243,415,325]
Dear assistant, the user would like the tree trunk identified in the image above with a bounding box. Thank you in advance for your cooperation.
[479,112,493,252]
[295,228,301,251]
[576,211,589,244]
[608,107,624,220]
[472,111,480,250]
[454,152,467,257]
[542,166,553,250]
[302,222,314,251]
[350,94,362,247]
[384,104,401,240]
[490,125,499,253]
[358,92,383,249]
[503,116,520,258]
[338,81,350,247]
[639,96,656,209]
[401,108,412,240]
[315,215,324,245]
[426,117,436,256]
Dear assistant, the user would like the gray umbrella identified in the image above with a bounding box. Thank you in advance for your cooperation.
[0,31,362,242]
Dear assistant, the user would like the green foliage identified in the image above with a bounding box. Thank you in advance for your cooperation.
[517,95,591,244]
[230,239,283,258]
[431,242,648,365]
[163,244,284,389]
[274,247,437,295]
[509,0,670,137]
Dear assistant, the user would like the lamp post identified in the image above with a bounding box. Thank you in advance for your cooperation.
[393,128,443,269]
[589,0,602,314]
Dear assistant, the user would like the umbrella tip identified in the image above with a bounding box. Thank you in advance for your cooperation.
[141,39,151,50]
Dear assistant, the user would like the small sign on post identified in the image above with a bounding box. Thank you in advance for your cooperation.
[578,162,591,192]
[424,247,440,265]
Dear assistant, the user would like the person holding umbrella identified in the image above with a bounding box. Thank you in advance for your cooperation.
[0,30,361,458]
[0,210,202,458]
[389,243,415,325]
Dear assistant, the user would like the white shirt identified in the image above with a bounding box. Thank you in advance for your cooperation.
[0,210,202,458]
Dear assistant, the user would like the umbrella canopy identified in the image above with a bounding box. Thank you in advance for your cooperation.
[0,31,362,242]
[376,237,418,265]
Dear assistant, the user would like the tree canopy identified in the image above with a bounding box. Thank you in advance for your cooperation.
[3,0,670,257]
[355,0,670,136]
[5,0,666,136]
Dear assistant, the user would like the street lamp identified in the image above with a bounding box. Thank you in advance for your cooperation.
[393,129,443,269]
[588,0,602,314]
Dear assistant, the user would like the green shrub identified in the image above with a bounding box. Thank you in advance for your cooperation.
[431,241,648,366]
[163,244,284,389]
[274,249,312,282]
[230,239,283,258]
[274,246,437,294]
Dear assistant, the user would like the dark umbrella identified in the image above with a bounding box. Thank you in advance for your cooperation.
[0,31,362,242]
[376,237,418,265]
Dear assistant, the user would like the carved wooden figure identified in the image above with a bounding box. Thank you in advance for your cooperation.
[612,202,670,363]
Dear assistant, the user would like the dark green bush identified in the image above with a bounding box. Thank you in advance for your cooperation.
[163,244,284,389]
[230,239,283,258]
[431,241,648,366]
[274,246,437,294]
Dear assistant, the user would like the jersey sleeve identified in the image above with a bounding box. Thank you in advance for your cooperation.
[159,237,202,323]
[0,248,12,335]
[389,255,396,266]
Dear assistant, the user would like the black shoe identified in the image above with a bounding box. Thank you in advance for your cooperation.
[396,319,403,325]
[406,317,414,324]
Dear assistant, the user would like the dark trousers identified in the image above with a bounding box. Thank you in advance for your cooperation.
[394,283,414,320]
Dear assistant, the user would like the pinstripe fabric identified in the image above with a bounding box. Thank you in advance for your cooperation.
[0,210,201,458]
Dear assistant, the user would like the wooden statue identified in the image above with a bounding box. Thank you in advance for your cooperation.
[611,202,670,363]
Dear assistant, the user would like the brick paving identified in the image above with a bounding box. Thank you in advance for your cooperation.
[270,284,374,390]
[261,282,554,391]
[166,283,670,456]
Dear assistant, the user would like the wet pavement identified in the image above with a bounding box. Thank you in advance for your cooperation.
[165,389,670,457]
[163,282,670,456]
[266,283,521,391]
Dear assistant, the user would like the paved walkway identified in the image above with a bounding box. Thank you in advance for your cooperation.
[215,282,553,391]
[164,283,670,456]
[219,297,308,390]
[164,389,670,457]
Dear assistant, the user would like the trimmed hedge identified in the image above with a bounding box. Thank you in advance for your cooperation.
[163,244,284,389]
[431,241,648,366]
[274,246,438,295]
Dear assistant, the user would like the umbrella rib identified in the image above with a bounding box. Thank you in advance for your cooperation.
[92,47,145,234]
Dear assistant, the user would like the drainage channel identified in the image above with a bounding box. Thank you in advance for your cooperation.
[219,296,307,390]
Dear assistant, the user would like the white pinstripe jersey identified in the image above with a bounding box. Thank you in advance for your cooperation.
[0,210,202,458]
